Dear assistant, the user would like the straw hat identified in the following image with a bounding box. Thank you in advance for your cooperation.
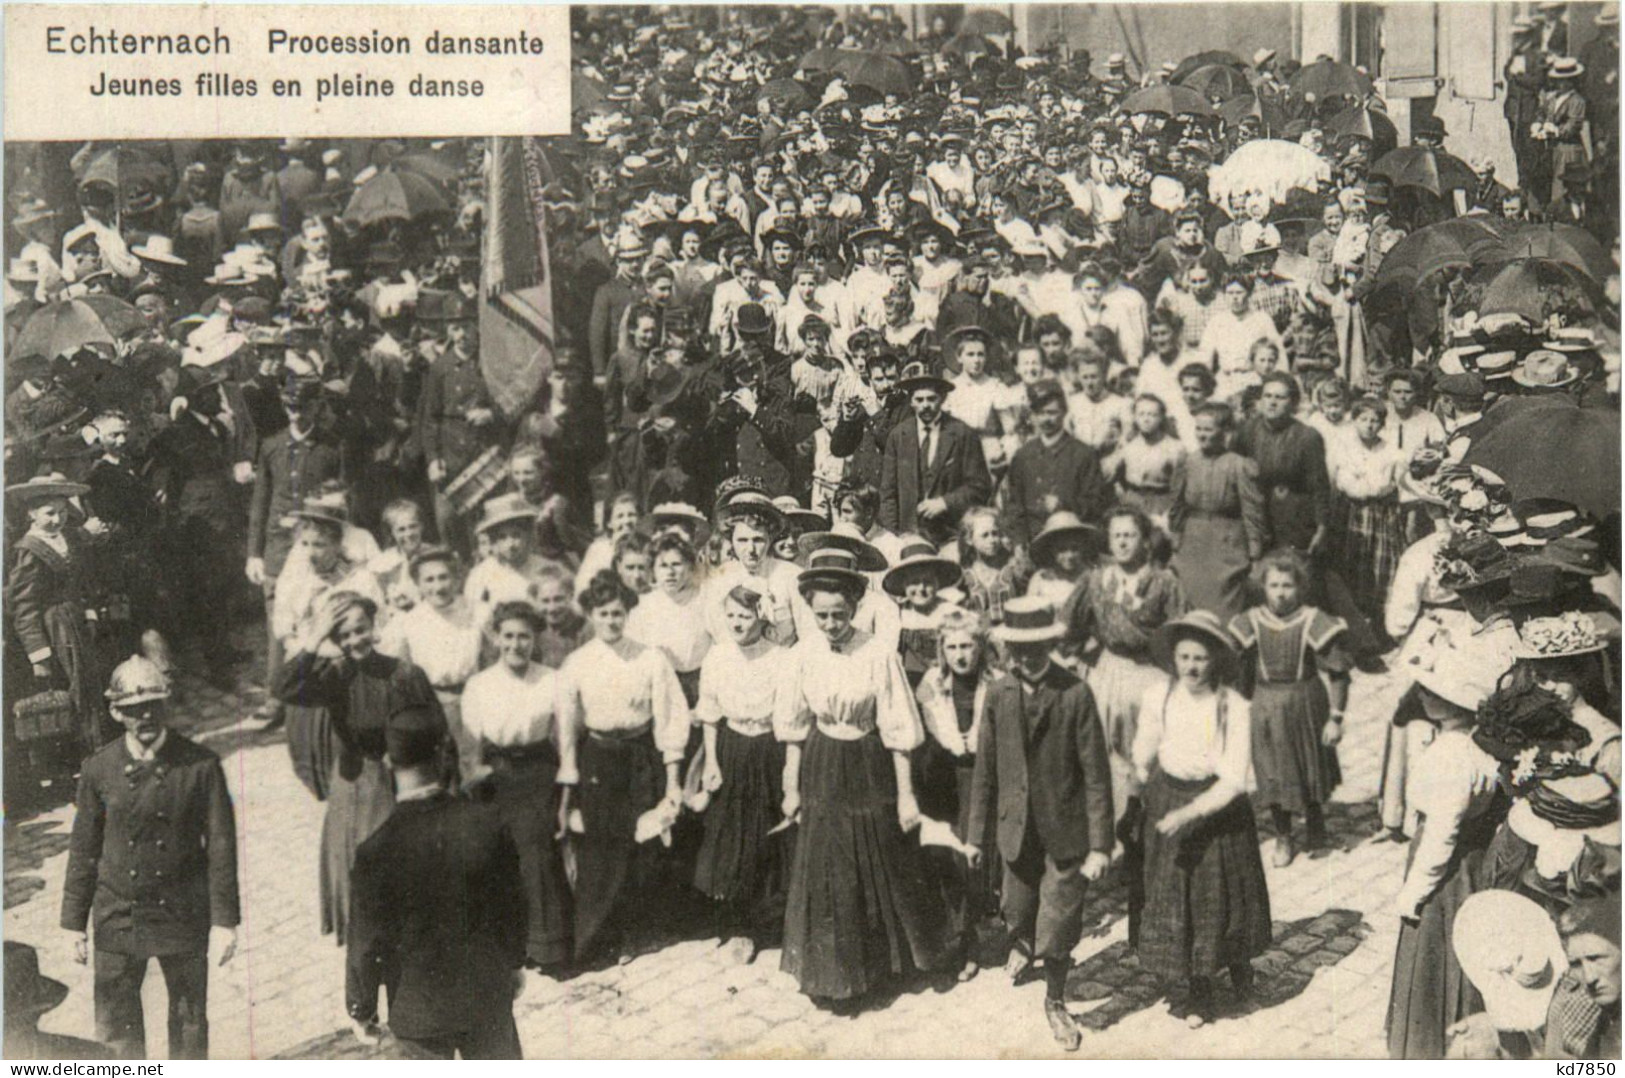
[475,492,540,535]
[1513,349,1580,389]
[648,502,712,544]
[280,490,349,530]
[1507,772,1622,880]
[1152,609,1238,676]
[131,234,187,266]
[770,496,826,537]
[994,595,1067,644]
[1453,890,1568,1032]
[1515,612,1609,659]
[882,535,963,597]
[797,546,869,593]
[1029,511,1102,568]
[104,654,171,707]
[718,491,786,535]
[1549,56,1585,79]
[796,523,888,572]
[244,211,283,235]
[6,472,89,503]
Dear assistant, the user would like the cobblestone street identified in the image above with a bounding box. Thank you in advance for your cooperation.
[6,638,1412,1060]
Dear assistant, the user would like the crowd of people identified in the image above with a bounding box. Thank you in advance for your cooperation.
[5,2,1622,1062]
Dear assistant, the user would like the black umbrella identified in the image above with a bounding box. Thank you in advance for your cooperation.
[1121,84,1215,118]
[1324,104,1398,155]
[826,49,915,97]
[1501,223,1612,279]
[1464,397,1620,518]
[1372,146,1476,198]
[1288,59,1373,99]
[756,77,814,112]
[1170,50,1246,85]
[1179,64,1253,102]
[1470,258,1606,324]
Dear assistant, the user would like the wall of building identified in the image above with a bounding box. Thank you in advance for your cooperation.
[1013,3,1296,80]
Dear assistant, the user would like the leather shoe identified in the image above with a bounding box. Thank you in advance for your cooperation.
[1045,998,1081,1052]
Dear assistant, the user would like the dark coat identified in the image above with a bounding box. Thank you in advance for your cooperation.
[247,426,344,575]
[828,391,910,493]
[147,413,235,528]
[879,413,992,546]
[967,666,1115,865]
[346,792,526,1042]
[1002,434,1115,548]
[60,733,240,957]
[420,348,500,479]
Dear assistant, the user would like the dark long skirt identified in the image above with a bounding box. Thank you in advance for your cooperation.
[287,705,335,801]
[781,726,948,1000]
[1250,679,1341,816]
[573,728,666,962]
[694,723,788,929]
[487,742,573,967]
[1171,511,1256,621]
[1338,496,1403,635]
[44,602,104,754]
[913,739,999,951]
[1386,806,1505,1060]
[1137,766,1273,984]
[321,749,395,943]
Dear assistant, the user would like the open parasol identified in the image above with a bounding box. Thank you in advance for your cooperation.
[1324,103,1398,155]
[1121,84,1215,118]
[343,167,452,229]
[1375,218,1512,285]
[1372,146,1476,198]
[1170,50,1246,85]
[391,152,461,188]
[1501,223,1612,280]
[796,47,844,74]
[825,49,915,97]
[16,296,147,360]
[1210,139,1332,206]
[1179,64,1253,102]
[943,32,999,59]
[1287,59,1374,99]
[1470,258,1606,325]
[960,9,1016,35]
[1463,397,1619,518]
[756,77,814,112]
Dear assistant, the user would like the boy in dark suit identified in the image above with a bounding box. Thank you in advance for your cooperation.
[347,704,528,1059]
[967,597,1114,1051]
[60,656,240,1060]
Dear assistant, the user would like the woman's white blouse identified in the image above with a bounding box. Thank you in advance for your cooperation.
[1394,729,1503,918]
[558,637,692,771]
[376,599,483,690]
[627,586,713,674]
[1329,435,1405,500]
[1131,680,1253,793]
[775,630,925,752]
[462,663,574,774]
[695,638,788,736]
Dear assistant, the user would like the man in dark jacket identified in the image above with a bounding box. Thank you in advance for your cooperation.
[967,598,1114,1052]
[419,293,502,551]
[61,656,240,1060]
[245,378,344,725]
[1001,379,1114,551]
[347,704,527,1060]
[878,361,991,547]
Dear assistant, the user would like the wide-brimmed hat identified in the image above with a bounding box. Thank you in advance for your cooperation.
[896,360,954,398]
[104,654,171,707]
[797,546,869,593]
[1029,511,1102,568]
[1152,609,1238,675]
[475,492,539,535]
[131,234,187,266]
[1515,498,1598,542]
[1252,47,1278,68]
[4,941,69,1020]
[6,472,89,503]
[797,523,888,572]
[1453,890,1569,1032]
[718,491,786,535]
[771,496,826,537]
[1515,611,1609,659]
[1474,349,1521,381]
[1410,619,1517,711]
[244,211,282,235]
[994,595,1067,644]
[647,501,711,544]
[882,535,963,596]
[1549,56,1585,79]
[1513,349,1580,389]
[1508,772,1622,882]
[1529,536,1609,578]
[281,490,350,530]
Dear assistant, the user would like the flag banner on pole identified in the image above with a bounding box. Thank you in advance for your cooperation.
[480,135,555,418]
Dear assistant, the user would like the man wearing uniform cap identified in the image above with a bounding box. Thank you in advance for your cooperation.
[346,702,527,1058]
[61,656,239,1060]
[420,290,501,552]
